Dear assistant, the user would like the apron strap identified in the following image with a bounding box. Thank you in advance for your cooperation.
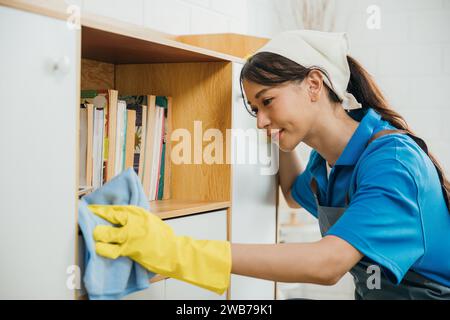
[345,129,408,205]
[366,129,408,145]
[313,128,436,207]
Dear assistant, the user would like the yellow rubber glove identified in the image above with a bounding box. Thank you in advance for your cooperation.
[88,204,231,295]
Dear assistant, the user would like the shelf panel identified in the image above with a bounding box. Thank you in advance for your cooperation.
[150,199,230,220]
[82,26,236,64]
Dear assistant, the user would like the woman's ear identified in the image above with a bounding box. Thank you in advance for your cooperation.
[306,70,324,102]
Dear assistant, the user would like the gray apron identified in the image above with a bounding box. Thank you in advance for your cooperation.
[311,129,450,300]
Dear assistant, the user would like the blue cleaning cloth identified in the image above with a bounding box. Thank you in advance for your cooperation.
[78,168,155,300]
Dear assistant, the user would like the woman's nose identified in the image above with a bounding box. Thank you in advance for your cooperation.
[257,112,270,130]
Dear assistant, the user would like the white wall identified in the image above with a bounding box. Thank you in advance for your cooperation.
[246,0,450,175]
[66,0,248,35]
[341,0,450,175]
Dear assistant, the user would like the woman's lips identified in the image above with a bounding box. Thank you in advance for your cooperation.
[270,129,284,141]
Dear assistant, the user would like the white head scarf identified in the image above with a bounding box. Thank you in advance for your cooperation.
[255,29,362,110]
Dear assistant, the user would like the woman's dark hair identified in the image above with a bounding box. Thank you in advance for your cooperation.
[240,52,450,212]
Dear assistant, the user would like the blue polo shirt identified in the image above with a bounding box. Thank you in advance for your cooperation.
[291,108,450,287]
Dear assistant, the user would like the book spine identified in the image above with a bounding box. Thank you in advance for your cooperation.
[86,104,94,187]
[163,97,172,200]
[157,108,166,200]
[139,105,148,183]
[143,96,156,200]
[106,89,118,181]
[126,110,136,171]
[122,108,128,171]
[154,107,164,200]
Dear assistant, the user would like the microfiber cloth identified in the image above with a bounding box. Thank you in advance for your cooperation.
[78,168,155,300]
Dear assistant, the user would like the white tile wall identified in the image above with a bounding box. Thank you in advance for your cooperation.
[409,11,450,43]
[68,0,248,34]
[377,45,442,76]
[444,45,450,74]
[190,5,230,34]
[335,0,450,176]
[83,0,144,25]
[143,0,191,35]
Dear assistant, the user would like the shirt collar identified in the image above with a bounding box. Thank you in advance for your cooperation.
[308,108,383,200]
[335,108,382,166]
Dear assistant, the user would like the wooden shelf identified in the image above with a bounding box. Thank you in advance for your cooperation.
[176,33,269,59]
[81,26,240,64]
[151,199,230,220]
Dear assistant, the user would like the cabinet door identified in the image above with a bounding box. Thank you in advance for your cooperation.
[230,62,277,299]
[164,210,228,300]
[0,6,78,299]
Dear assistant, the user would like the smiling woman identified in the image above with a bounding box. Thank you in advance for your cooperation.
[235,29,450,300]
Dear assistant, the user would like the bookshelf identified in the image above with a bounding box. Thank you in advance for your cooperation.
[0,0,277,300]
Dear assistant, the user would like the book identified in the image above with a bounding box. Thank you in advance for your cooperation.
[85,104,94,187]
[144,96,170,201]
[154,97,170,200]
[139,105,148,182]
[81,89,118,183]
[152,106,164,200]
[114,100,127,176]
[79,106,88,187]
[119,95,148,180]
[161,97,172,200]
[125,110,136,171]
[142,96,156,199]
[92,108,104,189]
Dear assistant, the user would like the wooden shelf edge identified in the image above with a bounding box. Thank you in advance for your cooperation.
[76,199,231,232]
[150,274,168,283]
[150,199,231,220]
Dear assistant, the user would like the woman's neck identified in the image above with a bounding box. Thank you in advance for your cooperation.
[303,104,360,167]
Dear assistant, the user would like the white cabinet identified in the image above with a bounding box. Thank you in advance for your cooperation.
[0,6,78,299]
[164,209,228,300]
[123,209,228,300]
[230,62,278,299]
[0,3,277,300]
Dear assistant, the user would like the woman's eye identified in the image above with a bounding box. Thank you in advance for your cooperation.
[263,98,273,106]
[251,107,258,115]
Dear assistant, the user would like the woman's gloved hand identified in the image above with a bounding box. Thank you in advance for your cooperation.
[88,204,231,295]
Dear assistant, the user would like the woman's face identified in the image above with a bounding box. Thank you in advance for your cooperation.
[242,75,319,152]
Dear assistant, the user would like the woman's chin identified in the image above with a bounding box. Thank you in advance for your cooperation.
[278,140,294,152]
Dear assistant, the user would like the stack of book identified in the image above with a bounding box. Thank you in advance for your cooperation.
[79,89,171,201]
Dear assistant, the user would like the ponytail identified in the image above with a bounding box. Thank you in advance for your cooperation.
[346,55,450,213]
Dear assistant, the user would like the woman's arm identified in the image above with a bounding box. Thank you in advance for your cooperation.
[279,149,303,208]
[231,235,363,285]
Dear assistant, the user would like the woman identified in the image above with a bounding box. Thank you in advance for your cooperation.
[89,30,450,300]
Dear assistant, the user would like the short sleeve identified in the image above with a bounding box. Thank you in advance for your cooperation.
[325,158,425,284]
